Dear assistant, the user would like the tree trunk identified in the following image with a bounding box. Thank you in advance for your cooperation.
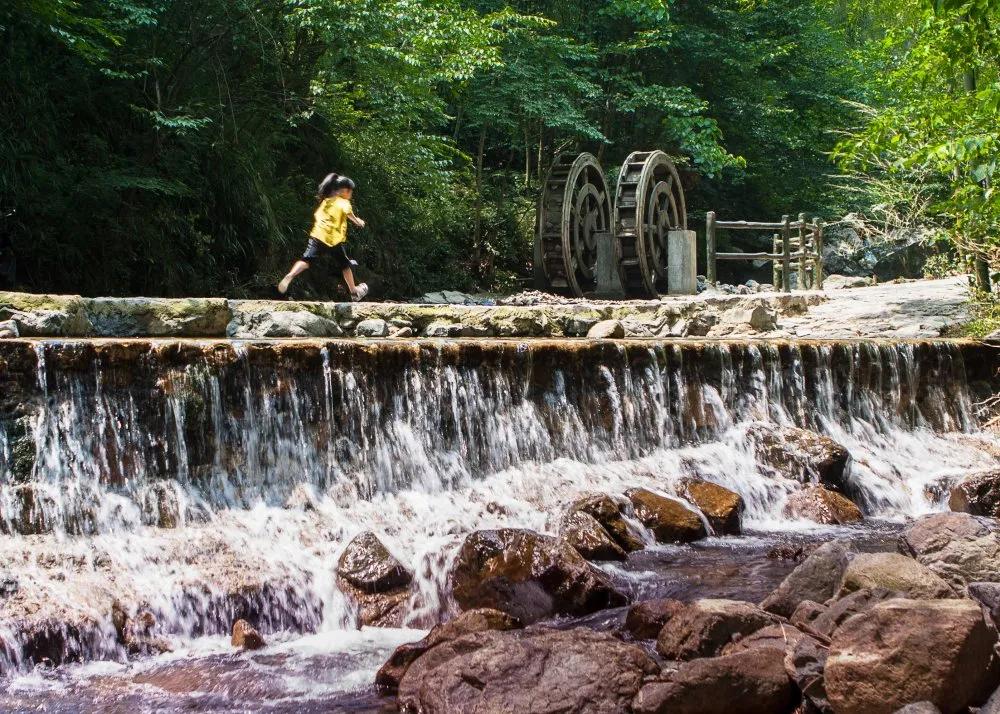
[964,64,991,292]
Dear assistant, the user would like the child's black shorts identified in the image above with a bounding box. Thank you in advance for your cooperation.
[302,238,351,269]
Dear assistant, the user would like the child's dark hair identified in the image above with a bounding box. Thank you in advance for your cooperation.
[317,173,356,200]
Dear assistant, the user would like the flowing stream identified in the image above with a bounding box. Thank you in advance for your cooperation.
[0,337,997,711]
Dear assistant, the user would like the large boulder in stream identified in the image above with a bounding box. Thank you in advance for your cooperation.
[836,552,956,599]
[678,479,744,535]
[746,423,851,493]
[949,469,1000,518]
[899,512,1000,591]
[760,539,855,617]
[633,647,797,714]
[784,485,863,525]
[626,488,707,543]
[376,608,521,693]
[656,599,780,661]
[397,627,657,713]
[825,599,1000,714]
[624,598,686,640]
[336,532,413,628]
[450,529,627,624]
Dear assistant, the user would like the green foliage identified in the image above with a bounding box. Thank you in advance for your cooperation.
[1,0,885,298]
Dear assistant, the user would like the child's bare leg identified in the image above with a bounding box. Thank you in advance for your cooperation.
[278,260,309,294]
[342,266,357,294]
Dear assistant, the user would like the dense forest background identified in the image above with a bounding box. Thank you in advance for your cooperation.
[1,0,997,299]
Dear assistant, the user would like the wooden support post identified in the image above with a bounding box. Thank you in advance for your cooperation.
[706,211,717,285]
[813,218,824,289]
[797,213,808,289]
[772,234,781,287]
[781,215,792,292]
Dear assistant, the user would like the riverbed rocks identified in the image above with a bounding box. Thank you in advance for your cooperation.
[824,599,1000,714]
[376,608,521,693]
[624,598,686,640]
[397,627,657,713]
[587,319,624,339]
[784,485,863,525]
[566,493,646,553]
[746,424,851,493]
[899,511,1000,590]
[560,510,627,561]
[656,599,780,661]
[836,552,956,599]
[949,469,1000,518]
[626,488,707,543]
[633,647,797,714]
[677,479,743,535]
[336,532,413,627]
[450,529,626,623]
[761,539,855,617]
[231,619,266,650]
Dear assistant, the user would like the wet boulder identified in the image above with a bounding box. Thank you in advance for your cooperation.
[836,552,956,600]
[678,479,744,536]
[746,424,851,493]
[140,480,183,529]
[624,598,686,640]
[656,599,780,661]
[336,532,413,628]
[899,512,1000,591]
[784,486,863,525]
[825,599,1000,714]
[376,608,521,693]
[949,469,1000,518]
[450,529,627,624]
[785,634,831,713]
[560,510,627,562]
[810,587,899,638]
[2,482,58,535]
[397,627,657,713]
[633,647,797,714]
[626,488,707,543]
[567,493,645,552]
[231,619,266,650]
[112,601,174,657]
[760,539,855,617]
[720,623,806,656]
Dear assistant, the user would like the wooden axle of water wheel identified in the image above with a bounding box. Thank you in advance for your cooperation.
[613,150,688,299]
[534,153,612,297]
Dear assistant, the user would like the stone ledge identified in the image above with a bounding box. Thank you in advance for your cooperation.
[0,291,824,340]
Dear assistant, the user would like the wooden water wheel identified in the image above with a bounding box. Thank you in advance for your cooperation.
[534,153,612,297]
[613,151,687,298]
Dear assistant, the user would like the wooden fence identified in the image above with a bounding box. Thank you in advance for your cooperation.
[706,212,824,291]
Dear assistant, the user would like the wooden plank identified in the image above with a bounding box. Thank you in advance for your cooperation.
[781,215,792,292]
[715,220,807,230]
[706,211,717,285]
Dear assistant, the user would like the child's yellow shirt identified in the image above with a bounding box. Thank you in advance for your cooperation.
[310,196,352,247]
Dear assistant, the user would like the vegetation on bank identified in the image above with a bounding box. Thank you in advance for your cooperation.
[0,0,996,299]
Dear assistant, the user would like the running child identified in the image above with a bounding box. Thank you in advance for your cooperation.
[277,173,369,300]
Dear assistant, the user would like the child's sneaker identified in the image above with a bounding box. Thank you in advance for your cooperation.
[352,283,369,302]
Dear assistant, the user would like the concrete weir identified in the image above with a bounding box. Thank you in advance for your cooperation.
[0,289,825,339]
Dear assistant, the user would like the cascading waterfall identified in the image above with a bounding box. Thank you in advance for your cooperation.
[0,337,996,676]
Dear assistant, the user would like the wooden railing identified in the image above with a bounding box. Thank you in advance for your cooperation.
[706,212,824,291]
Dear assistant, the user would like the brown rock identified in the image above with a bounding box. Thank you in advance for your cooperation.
[678,479,744,535]
[789,600,828,630]
[949,469,1000,518]
[825,599,1000,714]
[141,481,182,528]
[626,488,706,543]
[6,483,57,535]
[624,599,685,640]
[811,587,899,638]
[747,423,851,493]
[656,599,780,661]
[231,619,265,650]
[785,634,831,713]
[336,531,411,593]
[720,623,806,655]
[568,493,646,552]
[837,553,956,600]
[900,512,1000,590]
[398,627,657,713]
[760,539,854,617]
[560,510,627,562]
[450,529,627,624]
[376,608,521,693]
[784,486,863,525]
[350,587,410,628]
[633,647,797,714]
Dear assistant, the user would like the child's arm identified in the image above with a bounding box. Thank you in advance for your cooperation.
[349,214,365,228]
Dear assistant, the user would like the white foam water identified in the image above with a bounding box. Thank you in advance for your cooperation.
[0,338,996,707]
